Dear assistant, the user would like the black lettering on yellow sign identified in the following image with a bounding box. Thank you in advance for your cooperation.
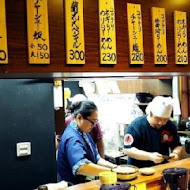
[175,13,188,64]
[65,0,85,64]
[127,3,144,64]
[177,55,187,63]
[31,51,49,59]
[102,53,116,62]
[30,42,49,59]
[101,37,113,50]
[99,0,116,64]
[154,16,167,63]
[31,1,49,61]
[27,0,50,64]
[69,1,84,62]
[0,35,6,61]
[132,53,143,62]
[156,55,167,62]
[69,50,85,61]
[0,50,6,61]
[152,7,168,64]
[33,31,45,41]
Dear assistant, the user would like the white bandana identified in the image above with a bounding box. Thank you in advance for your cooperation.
[146,96,173,118]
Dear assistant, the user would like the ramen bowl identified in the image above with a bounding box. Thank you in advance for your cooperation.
[139,167,155,175]
[112,165,139,180]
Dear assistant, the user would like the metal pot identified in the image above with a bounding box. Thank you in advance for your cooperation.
[162,167,189,190]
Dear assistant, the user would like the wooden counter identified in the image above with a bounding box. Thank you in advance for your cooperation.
[68,158,190,190]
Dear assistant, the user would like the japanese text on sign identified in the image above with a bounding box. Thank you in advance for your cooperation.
[152,7,167,64]
[174,11,188,65]
[99,0,117,64]
[0,0,8,64]
[127,3,144,64]
[65,0,85,64]
[27,0,50,64]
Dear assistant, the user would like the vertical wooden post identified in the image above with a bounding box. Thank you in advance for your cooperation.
[180,76,189,119]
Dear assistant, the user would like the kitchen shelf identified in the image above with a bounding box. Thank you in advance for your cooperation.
[178,131,190,135]
[134,102,149,106]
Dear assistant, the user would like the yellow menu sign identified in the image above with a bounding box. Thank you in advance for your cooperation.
[127,3,144,64]
[99,0,117,64]
[65,0,85,64]
[174,11,188,65]
[26,0,50,64]
[0,0,8,64]
[152,7,167,64]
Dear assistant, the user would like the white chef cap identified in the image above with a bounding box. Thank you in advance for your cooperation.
[69,94,87,104]
[145,96,173,118]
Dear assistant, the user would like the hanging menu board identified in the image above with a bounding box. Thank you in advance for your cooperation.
[174,11,188,65]
[99,0,117,64]
[65,0,85,64]
[26,0,50,64]
[152,7,167,64]
[127,3,144,64]
[0,0,8,64]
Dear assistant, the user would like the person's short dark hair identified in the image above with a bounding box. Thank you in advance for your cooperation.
[71,100,97,118]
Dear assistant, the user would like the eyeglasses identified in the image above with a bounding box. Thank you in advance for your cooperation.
[85,118,99,126]
[153,116,168,123]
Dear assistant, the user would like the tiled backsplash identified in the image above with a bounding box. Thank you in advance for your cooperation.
[88,94,143,151]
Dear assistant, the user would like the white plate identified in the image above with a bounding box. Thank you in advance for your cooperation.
[139,167,155,175]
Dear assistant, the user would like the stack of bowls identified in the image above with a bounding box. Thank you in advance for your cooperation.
[136,92,154,103]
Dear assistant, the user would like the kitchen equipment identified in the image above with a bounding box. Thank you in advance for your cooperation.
[136,92,154,103]
[162,155,174,160]
[38,186,48,190]
[187,120,190,131]
[185,139,190,154]
[139,167,155,175]
[162,167,189,190]
[105,150,125,165]
[158,94,172,98]
[37,181,68,190]
[100,183,136,190]
[178,119,189,131]
[112,165,139,180]
[99,171,117,185]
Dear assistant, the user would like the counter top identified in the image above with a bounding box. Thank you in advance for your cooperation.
[68,158,190,190]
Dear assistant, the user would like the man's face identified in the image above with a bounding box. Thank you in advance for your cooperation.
[149,113,169,129]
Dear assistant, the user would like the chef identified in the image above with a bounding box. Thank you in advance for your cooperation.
[57,100,116,185]
[123,96,182,168]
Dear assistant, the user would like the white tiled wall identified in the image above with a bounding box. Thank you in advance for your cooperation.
[88,94,143,151]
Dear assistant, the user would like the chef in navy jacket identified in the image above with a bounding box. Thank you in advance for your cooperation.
[123,96,182,168]
[57,100,116,185]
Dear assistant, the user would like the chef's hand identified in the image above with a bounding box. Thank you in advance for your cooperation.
[149,152,164,164]
[111,164,118,169]
[168,152,179,162]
